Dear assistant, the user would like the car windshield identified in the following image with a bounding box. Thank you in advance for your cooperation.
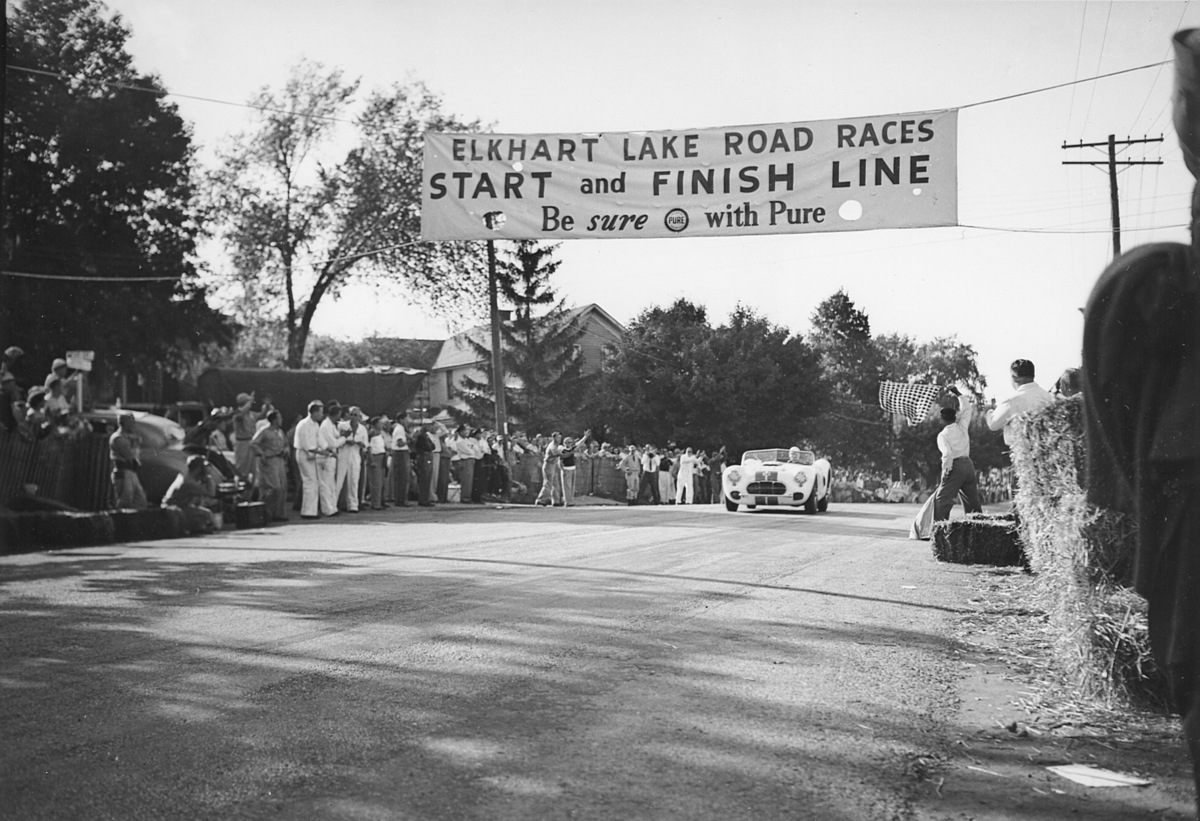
[742,448,814,465]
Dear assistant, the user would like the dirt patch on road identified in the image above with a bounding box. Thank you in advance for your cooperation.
[909,567,1196,820]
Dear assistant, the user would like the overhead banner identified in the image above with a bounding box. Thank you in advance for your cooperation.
[421,109,957,241]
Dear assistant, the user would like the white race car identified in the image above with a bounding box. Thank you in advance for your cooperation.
[722,447,831,513]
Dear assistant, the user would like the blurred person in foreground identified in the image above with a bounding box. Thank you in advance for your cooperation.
[1082,27,1200,811]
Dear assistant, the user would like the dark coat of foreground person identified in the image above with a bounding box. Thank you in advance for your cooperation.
[1082,27,1200,815]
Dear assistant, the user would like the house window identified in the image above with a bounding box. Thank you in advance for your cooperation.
[446,371,454,399]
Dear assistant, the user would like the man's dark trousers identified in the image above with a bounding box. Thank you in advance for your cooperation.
[933,456,983,521]
[414,453,433,505]
[639,470,661,504]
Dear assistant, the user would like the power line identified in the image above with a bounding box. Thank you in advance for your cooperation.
[4,64,354,125]
[0,271,180,283]
[958,60,1169,110]
[7,57,1174,124]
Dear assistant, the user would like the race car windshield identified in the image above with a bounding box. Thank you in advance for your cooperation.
[743,448,814,466]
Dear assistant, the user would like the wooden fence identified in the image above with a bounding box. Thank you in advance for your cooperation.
[0,431,113,511]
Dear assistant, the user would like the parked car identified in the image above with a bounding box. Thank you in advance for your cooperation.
[82,408,189,505]
[722,447,831,513]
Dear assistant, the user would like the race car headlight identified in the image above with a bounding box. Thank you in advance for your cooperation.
[726,469,741,484]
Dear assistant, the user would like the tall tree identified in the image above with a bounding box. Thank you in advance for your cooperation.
[2,0,232,392]
[454,241,588,433]
[808,288,880,402]
[595,300,827,455]
[204,61,487,368]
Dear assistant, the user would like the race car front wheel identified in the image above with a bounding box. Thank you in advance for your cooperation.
[724,496,738,512]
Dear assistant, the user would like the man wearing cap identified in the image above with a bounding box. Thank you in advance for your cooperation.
[986,359,1055,447]
[293,400,330,518]
[163,454,220,534]
[109,412,148,510]
[232,392,261,477]
[45,357,79,408]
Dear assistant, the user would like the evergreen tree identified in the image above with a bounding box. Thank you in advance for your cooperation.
[454,242,588,433]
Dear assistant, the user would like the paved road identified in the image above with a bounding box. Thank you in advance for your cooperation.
[2,502,1185,819]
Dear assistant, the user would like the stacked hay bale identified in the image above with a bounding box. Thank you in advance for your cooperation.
[1009,396,1167,708]
[931,512,1024,567]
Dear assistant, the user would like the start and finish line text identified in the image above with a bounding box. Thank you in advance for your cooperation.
[420,110,958,241]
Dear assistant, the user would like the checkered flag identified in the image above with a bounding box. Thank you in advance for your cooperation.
[878,381,942,426]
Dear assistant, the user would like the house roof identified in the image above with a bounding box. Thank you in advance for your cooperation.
[430,303,626,371]
[358,337,445,371]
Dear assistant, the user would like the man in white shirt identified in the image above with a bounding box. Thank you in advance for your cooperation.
[317,402,346,516]
[455,426,477,502]
[293,400,328,518]
[987,359,1055,446]
[933,388,984,522]
[675,447,699,504]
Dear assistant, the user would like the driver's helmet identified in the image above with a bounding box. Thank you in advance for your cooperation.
[788,446,803,462]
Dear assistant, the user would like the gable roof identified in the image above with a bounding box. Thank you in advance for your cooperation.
[431,303,627,371]
[358,337,444,371]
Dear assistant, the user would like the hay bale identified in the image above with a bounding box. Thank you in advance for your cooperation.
[931,513,1024,566]
[1090,588,1172,711]
[1008,396,1149,706]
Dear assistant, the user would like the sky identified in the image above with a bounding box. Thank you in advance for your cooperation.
[98,0,1200,397]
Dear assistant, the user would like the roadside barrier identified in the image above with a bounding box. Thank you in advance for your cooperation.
[0,431,112,511]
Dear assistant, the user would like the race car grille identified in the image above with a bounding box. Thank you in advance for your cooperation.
[747,482,786,495]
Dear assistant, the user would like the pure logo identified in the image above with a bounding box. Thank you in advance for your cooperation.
[664,208,689,233]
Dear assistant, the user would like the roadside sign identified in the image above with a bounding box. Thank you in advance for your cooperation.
[66,350,94,371]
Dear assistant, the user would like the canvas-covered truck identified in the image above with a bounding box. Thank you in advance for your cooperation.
[196,367,428,427]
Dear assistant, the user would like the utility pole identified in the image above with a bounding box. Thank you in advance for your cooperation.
[1062,134,1162,258]
[483,212,508,436]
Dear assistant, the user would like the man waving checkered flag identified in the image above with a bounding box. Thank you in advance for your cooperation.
[879,381,942,426]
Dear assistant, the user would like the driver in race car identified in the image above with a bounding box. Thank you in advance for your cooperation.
[788,446,804,463]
